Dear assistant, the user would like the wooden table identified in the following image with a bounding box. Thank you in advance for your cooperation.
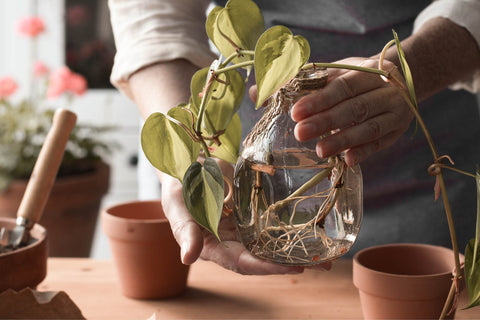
[39,258,479,319]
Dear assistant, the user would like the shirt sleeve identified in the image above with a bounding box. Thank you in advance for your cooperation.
[413,0,480,93]
[108,0,217,98]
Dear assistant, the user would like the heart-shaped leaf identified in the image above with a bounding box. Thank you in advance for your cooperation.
[210,112,241,164]
[141,108,200,181]
[190,67,245,136]
[464,168,480,309]
[254,25,310,108]
[465,239,480,308]
[206,0,264,63]
[182,158,224,240]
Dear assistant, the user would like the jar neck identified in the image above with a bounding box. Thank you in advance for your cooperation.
[243,68,328,148]
[281,68,328,102]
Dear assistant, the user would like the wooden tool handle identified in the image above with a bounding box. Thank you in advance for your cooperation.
[17,108,77,224]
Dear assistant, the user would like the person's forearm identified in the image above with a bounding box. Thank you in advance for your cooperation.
[128,59,200,184]
[129,59,200,119]
[382,17,480,101]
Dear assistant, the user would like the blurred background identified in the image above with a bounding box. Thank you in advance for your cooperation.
[0,0,140,259]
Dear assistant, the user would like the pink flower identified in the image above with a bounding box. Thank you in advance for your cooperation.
[47,66,88,99]
[68,73,87,95]
[0,76,18,99]
[17,16,45,37]
[34,61,50,78]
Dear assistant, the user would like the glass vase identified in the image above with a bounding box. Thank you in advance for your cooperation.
[233,68,363,266]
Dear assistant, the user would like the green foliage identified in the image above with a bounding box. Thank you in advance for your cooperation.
[141,107,200,182]
[182,158,224,240]
[206,0,264,68]
[210,113,241,164]
[190,67,245,135]
[464,169,480,309]
[0,100,114,190]
[254,26,310,108]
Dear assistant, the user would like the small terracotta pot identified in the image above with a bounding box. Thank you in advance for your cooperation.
[0,218,48,292]
[353,243,465,320]
[102,200,189,299]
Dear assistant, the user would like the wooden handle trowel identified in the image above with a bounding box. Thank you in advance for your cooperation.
[0,109,77,253]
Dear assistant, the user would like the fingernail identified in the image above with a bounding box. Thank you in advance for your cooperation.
[316,144,325,158]
[180,239,190,264]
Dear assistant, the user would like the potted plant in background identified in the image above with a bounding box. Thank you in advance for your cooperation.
[0,15,114,257]
[139,0,480,318]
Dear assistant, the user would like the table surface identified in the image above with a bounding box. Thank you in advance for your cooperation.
[38,258,479,320]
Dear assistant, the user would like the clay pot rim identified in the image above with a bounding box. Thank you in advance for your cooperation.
[0,217,47,258]
[6,160,109,190]
[102,200,168,224]
[353,242,464,279]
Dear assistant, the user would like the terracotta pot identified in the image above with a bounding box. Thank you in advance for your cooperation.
[353,243,465,319]
[0,218,48,292]
[0,161,109,257]
[102,200,190,299]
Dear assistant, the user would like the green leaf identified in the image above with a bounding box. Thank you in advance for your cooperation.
[392,30,417,107]
[190,67,245,136]
[182,158,224,240]
[141,108,200,181]
[254,25,310,109]
[465,239,480,308]
[464,168,480,309]
[210,112,241,164]
[206,0,264,63]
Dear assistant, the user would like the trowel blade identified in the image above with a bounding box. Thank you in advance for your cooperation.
[0,225,29,254]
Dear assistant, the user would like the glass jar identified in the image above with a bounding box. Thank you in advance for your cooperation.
[233,68,363,266]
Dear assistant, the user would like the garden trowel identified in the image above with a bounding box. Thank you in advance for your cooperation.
[0,109,77,253]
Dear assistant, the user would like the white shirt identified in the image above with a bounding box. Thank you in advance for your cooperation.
[108,0,480,98]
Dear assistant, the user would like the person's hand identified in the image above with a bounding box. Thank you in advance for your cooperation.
[292,57,413,166]
[158,166,332,275]
[250,58,413,167]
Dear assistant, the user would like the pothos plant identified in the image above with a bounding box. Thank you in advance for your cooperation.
[141,0,480,314]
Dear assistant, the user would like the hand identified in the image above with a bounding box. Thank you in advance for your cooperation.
[290,57,413,166]
[159,168,332,275]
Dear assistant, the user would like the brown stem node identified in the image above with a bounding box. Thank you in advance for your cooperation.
[428,155,455,176]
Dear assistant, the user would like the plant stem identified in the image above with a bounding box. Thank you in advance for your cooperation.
[376,39,462,319]
[268,166,334,213]
[385,70,462,320]
[440,282,457,319]
[217,60,254,74]
[304,63,391,78]
[220,50,255,67]
[288,166,333,199]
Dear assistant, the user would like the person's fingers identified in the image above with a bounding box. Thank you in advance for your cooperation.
[291,61,388,122]
[289,58,412,166]
[201,235,305,275]
[160,176,204,265]
[294,83,407,142]
[342,130,405,166]
[198,216,330,275]
[307,261,332,271]
[248,85,257,102]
